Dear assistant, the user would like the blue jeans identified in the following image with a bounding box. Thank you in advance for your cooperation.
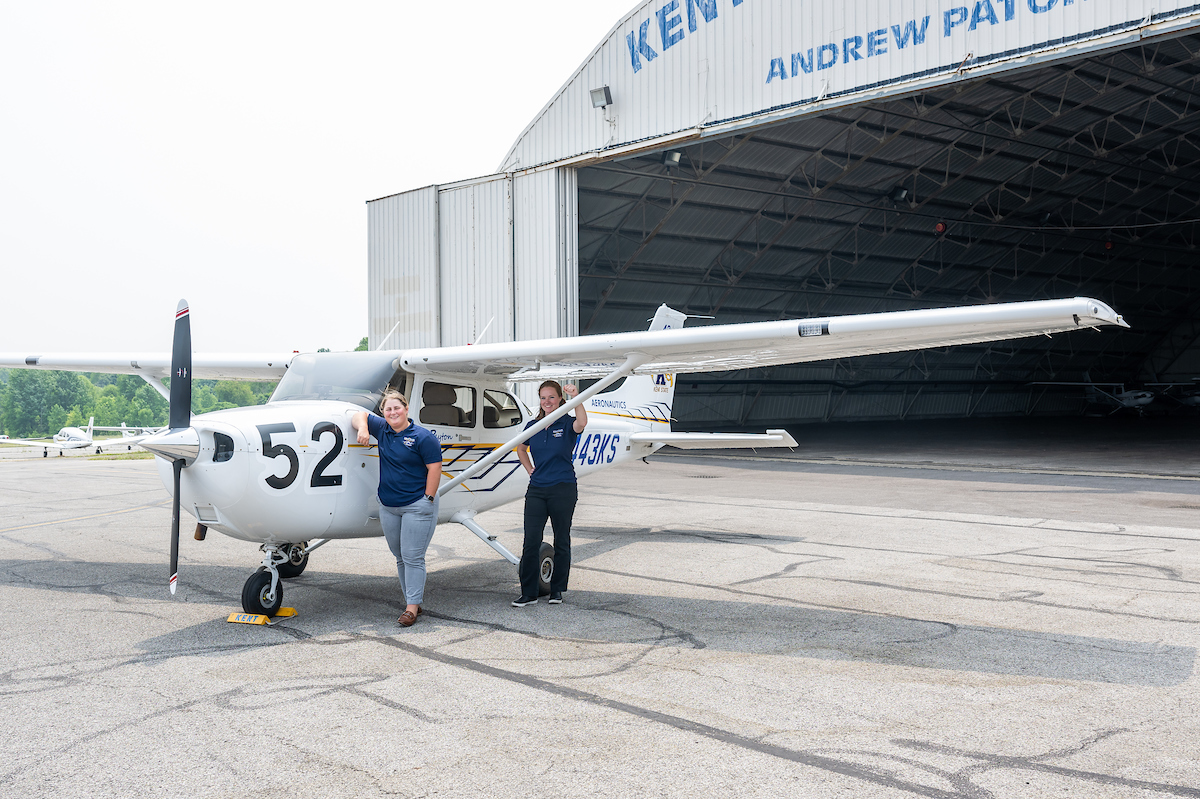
[519,481,578,598]
[380,497,439,605]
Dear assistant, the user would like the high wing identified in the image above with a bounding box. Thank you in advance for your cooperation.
[399,297,1127,381]
[0,353,294,381]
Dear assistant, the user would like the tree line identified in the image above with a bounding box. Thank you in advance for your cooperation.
[0,336,367,437]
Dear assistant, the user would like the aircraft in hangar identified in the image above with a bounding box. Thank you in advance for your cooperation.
[0,296,1127,616]
[2,417,161,456]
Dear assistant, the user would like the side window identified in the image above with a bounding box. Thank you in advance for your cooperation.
[420,381,476,428]
[483,389,522,428]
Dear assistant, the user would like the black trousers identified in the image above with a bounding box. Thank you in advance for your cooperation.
[518,481,578,597]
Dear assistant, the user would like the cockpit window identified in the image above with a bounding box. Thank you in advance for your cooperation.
[270,352,405,410]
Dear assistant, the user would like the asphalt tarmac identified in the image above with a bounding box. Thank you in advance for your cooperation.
[1,421,1198,798]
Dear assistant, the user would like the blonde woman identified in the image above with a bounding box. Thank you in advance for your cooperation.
[351,390,442,627]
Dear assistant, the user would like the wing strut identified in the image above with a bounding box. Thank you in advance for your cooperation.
[436,352,650,497]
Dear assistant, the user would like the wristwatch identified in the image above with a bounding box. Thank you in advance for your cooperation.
[425,494,435,502]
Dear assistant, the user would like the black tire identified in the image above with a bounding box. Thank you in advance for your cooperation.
[537,541,554,597]
[241,570,283,616]
[277,543,309,579]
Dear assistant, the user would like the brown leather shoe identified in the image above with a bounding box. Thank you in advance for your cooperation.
[398,608,420,627]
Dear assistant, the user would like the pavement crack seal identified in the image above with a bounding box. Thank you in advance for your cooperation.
[894,734,1200,797]
[350,631,973,799]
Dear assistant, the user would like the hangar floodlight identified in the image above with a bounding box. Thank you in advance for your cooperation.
[889,186,909,203]
[590,86,612,108]
[663,151,682,171]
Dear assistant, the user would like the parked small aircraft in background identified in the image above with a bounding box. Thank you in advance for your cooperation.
[1,418,161,456]
[1,296,1127,616]
[1032,380,1155,414]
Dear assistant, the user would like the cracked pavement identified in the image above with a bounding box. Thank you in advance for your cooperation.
[1,433,1198,798]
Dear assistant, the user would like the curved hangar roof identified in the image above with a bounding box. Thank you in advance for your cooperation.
[505,0,1200,426]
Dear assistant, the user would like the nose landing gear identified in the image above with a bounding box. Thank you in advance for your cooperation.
[239,540,325,616]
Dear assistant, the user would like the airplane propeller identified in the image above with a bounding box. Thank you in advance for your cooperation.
[139,299,200,595]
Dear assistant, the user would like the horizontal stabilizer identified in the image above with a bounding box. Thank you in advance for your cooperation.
[629,429,797,449]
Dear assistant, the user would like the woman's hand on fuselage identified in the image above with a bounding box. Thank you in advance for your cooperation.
[563,383,587,433]
[351,411,372,446]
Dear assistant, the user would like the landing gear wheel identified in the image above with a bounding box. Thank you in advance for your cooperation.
[277,543,309,579]
[537,541,554,597]
[241,569,283,616]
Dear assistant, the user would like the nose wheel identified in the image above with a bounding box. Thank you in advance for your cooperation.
[242,569,283,617]
[240,544,289,616]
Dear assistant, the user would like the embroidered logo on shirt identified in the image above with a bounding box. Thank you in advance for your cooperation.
[403,436,416,448]
[552,429,564,438]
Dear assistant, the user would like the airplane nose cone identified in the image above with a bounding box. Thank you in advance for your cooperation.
[142,427,200,464]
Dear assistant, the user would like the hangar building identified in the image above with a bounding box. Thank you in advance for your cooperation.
[368,0,1200,429]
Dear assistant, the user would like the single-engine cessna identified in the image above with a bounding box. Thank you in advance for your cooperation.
[1,296,1127,616]
[2,417,160,456]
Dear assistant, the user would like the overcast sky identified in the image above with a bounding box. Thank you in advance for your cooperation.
[1,1,635,355]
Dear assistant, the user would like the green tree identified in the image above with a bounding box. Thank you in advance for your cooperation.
[48,404,68,434]
[215,381,255,406]
[355,337,368,351]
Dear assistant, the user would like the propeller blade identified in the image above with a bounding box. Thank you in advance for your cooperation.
[169,299,192,431]
[170,458,182,594]
[167,298,191,595]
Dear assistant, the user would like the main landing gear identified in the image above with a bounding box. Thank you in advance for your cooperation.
[239,540,323,616]
[450,510,554,596]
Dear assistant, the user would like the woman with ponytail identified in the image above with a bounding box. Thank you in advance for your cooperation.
[511,379,587,607]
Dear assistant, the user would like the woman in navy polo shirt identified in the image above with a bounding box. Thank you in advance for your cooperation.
[351,389,443,627]
[512,379,587,607]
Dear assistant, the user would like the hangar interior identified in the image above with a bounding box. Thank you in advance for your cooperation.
[578,33,1200,428]
[370,9,1200,430]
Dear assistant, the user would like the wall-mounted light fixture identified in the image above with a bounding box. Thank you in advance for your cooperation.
[590,86,612,108]
[889,186,909,203]
[663,151,682,171]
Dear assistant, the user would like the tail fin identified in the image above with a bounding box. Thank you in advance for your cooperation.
[584,305,683,430]
[86,417,94,439]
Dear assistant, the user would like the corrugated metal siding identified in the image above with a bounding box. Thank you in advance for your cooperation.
[438,176,514,347]
[367,187,440,350]
[501,0,1199,171]
[513,167,579,343]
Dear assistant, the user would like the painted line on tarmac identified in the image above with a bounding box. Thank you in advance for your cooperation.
[0,501,170,535]
[658,451,1200,481]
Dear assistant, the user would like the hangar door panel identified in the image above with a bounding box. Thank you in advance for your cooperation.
[367,187,439,350]
[438,177,514,347]
[513,167,578,343]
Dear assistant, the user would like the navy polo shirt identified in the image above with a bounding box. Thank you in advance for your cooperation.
[524,414,579,487]
[366,415,443,507]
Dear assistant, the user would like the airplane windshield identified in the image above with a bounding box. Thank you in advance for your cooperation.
[270,352,403,410]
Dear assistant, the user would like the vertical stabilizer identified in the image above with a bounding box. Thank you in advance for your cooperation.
[86,417,94,439]
[648,304,687,331]
[583,306,684,430]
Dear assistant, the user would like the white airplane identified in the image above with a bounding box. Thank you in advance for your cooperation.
[0,296,1127,616]
[1032,381,1156,413]
[1,418,161,456]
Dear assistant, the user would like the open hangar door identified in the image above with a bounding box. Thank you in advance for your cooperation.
[576,33,1200,429]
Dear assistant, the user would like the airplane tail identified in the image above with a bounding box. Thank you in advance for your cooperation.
[584,305,684,432]
[86,417,94,439]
